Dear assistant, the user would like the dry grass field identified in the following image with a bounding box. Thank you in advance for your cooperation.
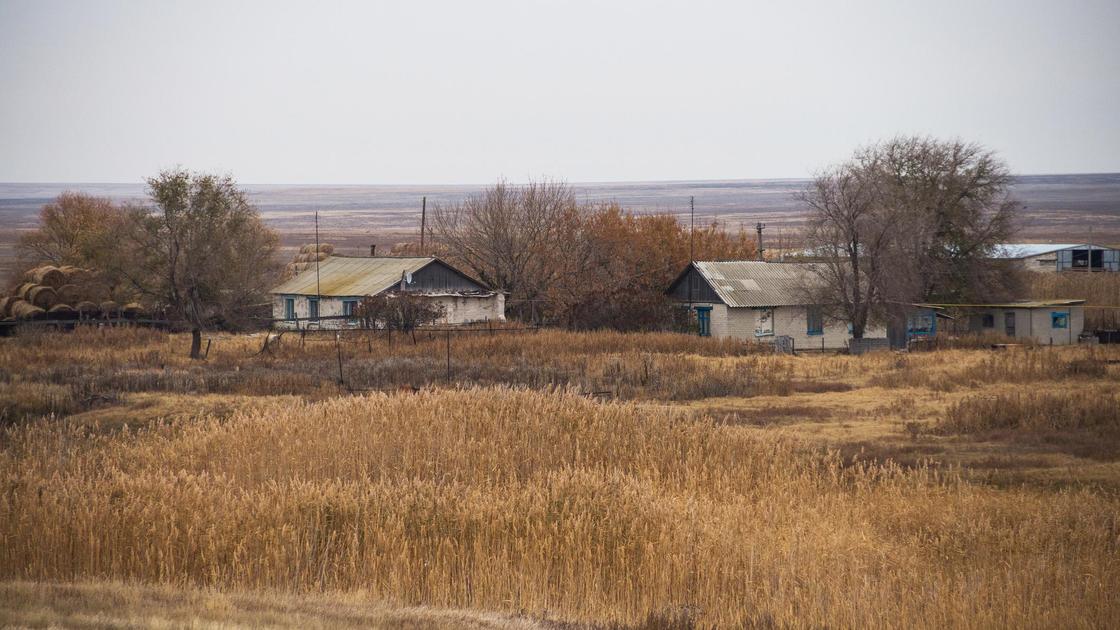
[1,328,1119,628]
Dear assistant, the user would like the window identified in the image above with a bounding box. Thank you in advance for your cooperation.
[755,308,774,337]
[308,298,320,321]
[342,299,358,318]
[695,306,711,337]
[1051,312,1068,329]
[907,313,934,336]
[284,297,295,321]
[806,306,823,336]
[981,314,995,328]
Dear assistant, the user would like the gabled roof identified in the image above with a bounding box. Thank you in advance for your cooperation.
[991,243,1107,259]
[676,261,819,308]
[271,256,448,297]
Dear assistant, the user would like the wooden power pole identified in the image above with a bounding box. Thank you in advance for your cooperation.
[420,196,427,255]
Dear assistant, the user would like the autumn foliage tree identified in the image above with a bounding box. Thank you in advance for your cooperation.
[434,181,756,329]
[14,192,128,286]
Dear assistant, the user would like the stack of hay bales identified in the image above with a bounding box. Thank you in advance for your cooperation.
[10,301,46,321]
[0,264,143,322]
[281,243,334,281]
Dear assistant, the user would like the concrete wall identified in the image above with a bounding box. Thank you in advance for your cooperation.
[686,303,884,350]
[272,293,505,330]
[968,306,1084,344]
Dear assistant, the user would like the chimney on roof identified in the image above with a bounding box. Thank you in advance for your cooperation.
[370,244,376,256]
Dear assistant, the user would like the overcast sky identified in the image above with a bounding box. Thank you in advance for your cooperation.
[1,0,1117,184]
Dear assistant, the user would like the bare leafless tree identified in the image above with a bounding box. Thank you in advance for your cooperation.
[800,137,1021,338]
[871,137,1021,303]
[431,180,580,321]
[797,157,899,338]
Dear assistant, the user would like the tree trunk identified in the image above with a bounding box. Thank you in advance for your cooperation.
[189,328,202,359]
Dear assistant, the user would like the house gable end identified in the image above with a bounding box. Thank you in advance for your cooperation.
[403,259,491,293]
[667,264,724,304]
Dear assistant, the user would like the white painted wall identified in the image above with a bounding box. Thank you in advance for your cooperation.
[688,303,884,350]
[970,306,1084,344]
[272,293,505,330]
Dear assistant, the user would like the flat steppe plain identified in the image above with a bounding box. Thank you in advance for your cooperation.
[1,328,1117,628]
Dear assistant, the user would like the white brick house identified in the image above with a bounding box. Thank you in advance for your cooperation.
[270,256,504,330]
[666,261,886,350]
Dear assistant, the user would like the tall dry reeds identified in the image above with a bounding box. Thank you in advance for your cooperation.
[1030,272,1120,329]
[1,388,1117,628]
[939,389,1120,434]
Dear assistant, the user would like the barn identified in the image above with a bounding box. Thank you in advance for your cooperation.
[270,256,504,329]
[992,243,1120,273]
[666,261,888,350]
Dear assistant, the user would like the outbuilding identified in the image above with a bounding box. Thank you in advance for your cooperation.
[270,256,504,329]
[666,261,887,350]
[992,243,1120,273]
[963,299,1085,344]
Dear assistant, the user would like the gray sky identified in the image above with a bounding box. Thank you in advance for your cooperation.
[1,0,1118,184]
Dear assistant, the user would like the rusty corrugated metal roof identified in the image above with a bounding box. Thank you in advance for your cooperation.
[692,261,819,307]
[270,256,435,297]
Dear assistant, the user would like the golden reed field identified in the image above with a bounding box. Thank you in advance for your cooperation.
[1,328,1119,628]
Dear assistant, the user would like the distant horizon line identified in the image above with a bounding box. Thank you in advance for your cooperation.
[2,171,1119,189]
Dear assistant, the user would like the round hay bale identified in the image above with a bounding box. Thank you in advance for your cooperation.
[28,285,58,309]
[16,283,37,300]
[56,283,80,304]
[313,252,329,262]
[317,243,334,255]
[12,301,46,321]
[299,244,316,254]
[100,300,120,317]
[58,266,90,284]
[75,300,99,315]
[28,266,65,288]
[0,296,13,318]
[48,303,77,319]
[122,302,145,318]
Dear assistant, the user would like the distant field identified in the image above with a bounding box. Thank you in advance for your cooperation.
[2,175,1119,279]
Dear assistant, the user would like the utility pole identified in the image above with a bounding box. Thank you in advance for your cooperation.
[690,196,695,262]
[689,196,695,307]
[420,196,427,255]
[755,221,766,261]
[314,210,322,309]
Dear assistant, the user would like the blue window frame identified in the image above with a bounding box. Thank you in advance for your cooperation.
[342,299,358,318]
[695,306,711,337]
[806,306,823,336]
[1051,312,1068,329]
[308,298,320,321]
[283,297,295,320]
[907,311,936,337]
